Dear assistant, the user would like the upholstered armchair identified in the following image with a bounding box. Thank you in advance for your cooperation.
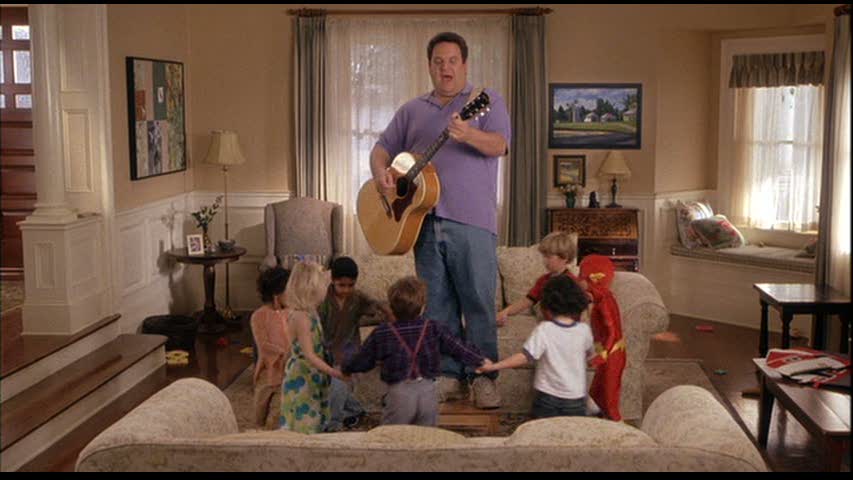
[262,197,343,270]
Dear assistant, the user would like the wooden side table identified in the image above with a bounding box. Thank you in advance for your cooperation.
[547,208,640,272]
[754,358,850,472]
[167,247,247,334]
[753,283,851,356]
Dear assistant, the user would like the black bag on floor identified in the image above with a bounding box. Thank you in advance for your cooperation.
[141,315,198,351]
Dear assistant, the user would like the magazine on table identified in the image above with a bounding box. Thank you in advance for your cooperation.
[765,347,850,389]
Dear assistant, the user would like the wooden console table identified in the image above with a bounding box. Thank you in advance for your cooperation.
[547,208,640,272]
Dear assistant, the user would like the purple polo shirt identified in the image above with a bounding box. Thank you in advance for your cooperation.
[376,83,511,235]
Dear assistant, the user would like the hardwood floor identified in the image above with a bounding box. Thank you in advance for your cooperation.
[649,314,850,472]
[31,311,847,471]
[165,312,255,390]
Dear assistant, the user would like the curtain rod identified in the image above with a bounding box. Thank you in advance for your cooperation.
[287,7,553,17]
[835,4,849,16]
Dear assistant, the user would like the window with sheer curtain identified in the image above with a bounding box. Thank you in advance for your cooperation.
[730,85,824,232]
[324,16,510,254]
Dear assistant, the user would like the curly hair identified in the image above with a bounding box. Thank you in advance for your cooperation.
[257,267,290,304]
[541,275,589,318]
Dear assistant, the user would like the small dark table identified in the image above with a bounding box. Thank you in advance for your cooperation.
[753,283,851,356]
[754,358,850,472]
[167,247,247,334]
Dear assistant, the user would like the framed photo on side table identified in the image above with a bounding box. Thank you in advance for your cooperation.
[186,234,204,256]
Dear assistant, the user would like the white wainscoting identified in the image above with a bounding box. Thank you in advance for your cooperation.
[115,192,292,334]
[654,190,815,337]
[115,193,193,334]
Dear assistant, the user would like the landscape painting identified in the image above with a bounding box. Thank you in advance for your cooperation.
[549,83,642,149]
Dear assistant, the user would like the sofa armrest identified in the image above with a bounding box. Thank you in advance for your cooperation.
[612,272,669,335]
[641,386,767,472]
[76,379,239,470]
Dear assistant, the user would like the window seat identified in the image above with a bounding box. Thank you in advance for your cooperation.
[670,244,815,274]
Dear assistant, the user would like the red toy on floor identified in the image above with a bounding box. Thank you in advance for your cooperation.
[580,255,626,422]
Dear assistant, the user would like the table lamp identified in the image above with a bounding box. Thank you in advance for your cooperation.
[598,151,631,208]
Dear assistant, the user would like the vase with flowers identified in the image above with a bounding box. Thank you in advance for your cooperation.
[559,184,582,208]
[191,196,223,253]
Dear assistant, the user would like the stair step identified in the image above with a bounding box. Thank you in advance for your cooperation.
[1,314,120,379]
[19,366,166,472]
[1,333,166,452]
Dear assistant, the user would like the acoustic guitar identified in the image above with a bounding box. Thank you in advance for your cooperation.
[357,90,491,255]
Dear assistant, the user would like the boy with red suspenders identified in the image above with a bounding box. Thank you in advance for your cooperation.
[343,276,490,426]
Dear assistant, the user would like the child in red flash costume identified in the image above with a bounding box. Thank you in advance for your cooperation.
[580,255,626,421]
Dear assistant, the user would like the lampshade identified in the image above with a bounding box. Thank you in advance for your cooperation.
[598,151,631,179]
[204,130,246,166]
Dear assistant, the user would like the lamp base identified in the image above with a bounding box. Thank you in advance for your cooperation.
[606,203,623,209]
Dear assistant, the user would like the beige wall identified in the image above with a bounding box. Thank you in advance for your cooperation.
[107,4,837,203]
[109,5,193,212]
[653,30,712,194]
[187,4,293,194]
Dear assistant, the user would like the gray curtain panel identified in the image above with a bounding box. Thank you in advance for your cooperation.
[817,13,851,287]
[294,15,327,200]
[507,14,548,246]
[729,51,825,88]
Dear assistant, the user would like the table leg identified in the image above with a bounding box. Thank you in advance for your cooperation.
[759,301,769,356]
[823,437,846,472]
[781,311,793,349]
[812,313,827,351]
[757,375,773,447]
[199,264,225,334]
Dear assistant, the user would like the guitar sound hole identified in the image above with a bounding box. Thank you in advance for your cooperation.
[396,178,409,198]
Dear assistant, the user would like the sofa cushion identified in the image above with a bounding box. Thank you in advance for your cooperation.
[675,200,714,249]
[364,425,468,446]
[353,252,503,312]
[497,245,579,311]
[507,417,657,448]
[351,253,417,304]
[690,215,746,249]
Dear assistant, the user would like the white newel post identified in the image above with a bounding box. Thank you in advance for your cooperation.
[19,4,113,334]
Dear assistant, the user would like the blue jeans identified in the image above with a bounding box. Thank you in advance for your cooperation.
[326,377,364,432]
[531,391,587,419]
[414,215,498,380]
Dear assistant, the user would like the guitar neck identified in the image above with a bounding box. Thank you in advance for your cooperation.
[406,129,450,181]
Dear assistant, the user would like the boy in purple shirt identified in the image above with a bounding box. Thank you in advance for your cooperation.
[369,32,511,409]
[343,276,489,426]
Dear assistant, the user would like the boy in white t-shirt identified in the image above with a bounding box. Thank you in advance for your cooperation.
[478,275,593,418]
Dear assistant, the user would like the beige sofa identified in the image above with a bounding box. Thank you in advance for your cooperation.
[351,245,669,421]
[76,378,767,471]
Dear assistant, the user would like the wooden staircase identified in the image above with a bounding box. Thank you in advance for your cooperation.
[0,313,167,471]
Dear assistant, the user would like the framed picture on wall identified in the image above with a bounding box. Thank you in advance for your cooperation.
[549,83,642,149]
[126,57,187,180]
[554,154,586,187]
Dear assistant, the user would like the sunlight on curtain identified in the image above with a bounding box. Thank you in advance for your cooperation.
[731,85,824,232]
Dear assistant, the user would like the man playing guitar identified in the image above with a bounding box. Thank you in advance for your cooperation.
[369,32,511,408]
